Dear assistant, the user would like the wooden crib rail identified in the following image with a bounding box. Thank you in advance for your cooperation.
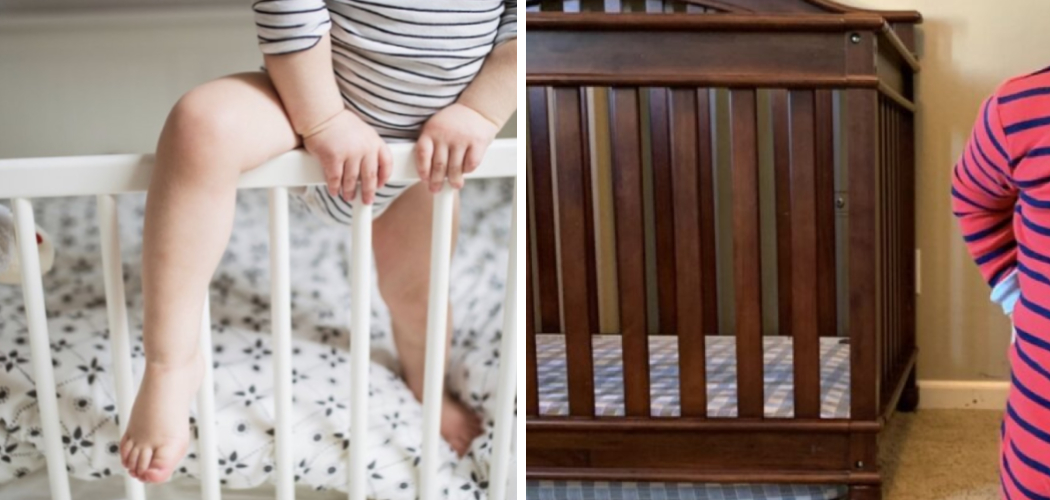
[528,0,922,23]
[1,138,518,500]
[527,13,917,90]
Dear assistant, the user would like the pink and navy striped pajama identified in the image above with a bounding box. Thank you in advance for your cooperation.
[954,68,1050,499]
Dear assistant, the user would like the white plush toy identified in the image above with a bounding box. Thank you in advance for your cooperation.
[0,204,55,285]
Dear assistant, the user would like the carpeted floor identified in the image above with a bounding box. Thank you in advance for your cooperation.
[880,410,1001,500]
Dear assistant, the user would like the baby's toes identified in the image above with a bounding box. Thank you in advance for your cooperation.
[125,446,141,476]
[119,437,133,467]
[135,447,154,478]
[140,464,174,484]
[143,444,183,483]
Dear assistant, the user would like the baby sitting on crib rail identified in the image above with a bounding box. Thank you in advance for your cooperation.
[117,0,516,484]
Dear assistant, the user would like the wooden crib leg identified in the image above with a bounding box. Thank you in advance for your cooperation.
[896,366,919,413]
[848,484,882,500]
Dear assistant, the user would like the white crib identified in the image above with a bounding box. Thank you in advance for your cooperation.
[0,139,518,500]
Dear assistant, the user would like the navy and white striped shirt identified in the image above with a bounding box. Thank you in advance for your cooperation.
[252,0,516,224]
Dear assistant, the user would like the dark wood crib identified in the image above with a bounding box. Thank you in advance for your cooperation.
[525,0,921,498]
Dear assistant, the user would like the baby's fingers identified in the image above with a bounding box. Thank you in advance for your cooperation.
[378,144,393,188]
[447,145,467,189]
[429,144,449,193]
[464,144,484,175]
[321,155,343,198]
[341,157,361,202]
[360,153,378,205]
[415,136,433,182]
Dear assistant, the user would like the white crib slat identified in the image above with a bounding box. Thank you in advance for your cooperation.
[12,198,71,500]
[488,187,517,500]
[420,184,456,500]
[96,195,146,500]
[197,295,221,500]
[348,193,373,500]
[268,188,295,500]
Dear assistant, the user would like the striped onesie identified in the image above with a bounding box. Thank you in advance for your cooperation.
[953,68,1050,498]
[253,0,517,224]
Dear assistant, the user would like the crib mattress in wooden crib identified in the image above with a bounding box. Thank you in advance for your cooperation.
[536,334,851,418]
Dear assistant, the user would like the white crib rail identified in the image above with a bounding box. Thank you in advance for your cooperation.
[0,139,517,500]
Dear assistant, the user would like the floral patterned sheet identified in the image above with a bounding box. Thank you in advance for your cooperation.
[0,180,514,500]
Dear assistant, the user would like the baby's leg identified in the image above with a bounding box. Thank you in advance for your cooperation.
[121,72,300,483]
[373,184,482,456]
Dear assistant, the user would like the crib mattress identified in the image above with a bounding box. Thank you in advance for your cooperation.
[0,181,514,499]
[536,334,851,418]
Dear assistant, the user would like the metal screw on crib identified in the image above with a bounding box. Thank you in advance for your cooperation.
[850,33,862,44]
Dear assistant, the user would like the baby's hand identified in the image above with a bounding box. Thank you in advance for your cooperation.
[303,109,392,205]
[415,103,500,192]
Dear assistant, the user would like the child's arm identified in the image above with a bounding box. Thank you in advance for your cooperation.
[952,94,1019,313]
[254,1,392,204]
[416,2,517,192]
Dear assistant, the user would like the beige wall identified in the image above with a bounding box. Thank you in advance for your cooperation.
[841,0,1050,381]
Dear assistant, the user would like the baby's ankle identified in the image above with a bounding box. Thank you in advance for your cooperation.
[144,352,202,374]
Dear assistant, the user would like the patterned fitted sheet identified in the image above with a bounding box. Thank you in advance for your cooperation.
[536,334,851,419]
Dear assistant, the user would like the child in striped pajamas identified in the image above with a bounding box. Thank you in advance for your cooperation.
[954,69,1050,498]
[117,0,516,483]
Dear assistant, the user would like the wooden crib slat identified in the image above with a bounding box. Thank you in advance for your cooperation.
[772,90,793,339]
[901,107,917,359]
[554,86,596,417]
[892,101,904,377]
[609,87,651,417]
[696,89,719,338]
[527,201,540,416]
[669,88,707,417]
[729,89,764,419]
[526,86,562,334]
[814,90,838,338]
[649,87,678,335]
[787,90,822,419]
[891,99,899,380]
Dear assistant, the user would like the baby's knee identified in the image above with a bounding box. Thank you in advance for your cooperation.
[158,86,248,169]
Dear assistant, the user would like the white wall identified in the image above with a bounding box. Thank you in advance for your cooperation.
[0,6,516,160]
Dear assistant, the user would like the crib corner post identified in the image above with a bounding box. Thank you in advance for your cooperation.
[12,197,72,500]
[845,88,881,423]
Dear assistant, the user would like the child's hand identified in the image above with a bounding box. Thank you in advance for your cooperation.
[415,103,500,192]
[303,109,392,205]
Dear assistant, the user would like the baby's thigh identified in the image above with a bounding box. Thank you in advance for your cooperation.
[159,72,300,173]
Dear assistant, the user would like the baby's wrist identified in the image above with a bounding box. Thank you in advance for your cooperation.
[453,100,504,129]
[298,107,346,139]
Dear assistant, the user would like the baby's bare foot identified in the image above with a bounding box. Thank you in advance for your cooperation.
[440,393,482,456]
[120,353,204,483]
